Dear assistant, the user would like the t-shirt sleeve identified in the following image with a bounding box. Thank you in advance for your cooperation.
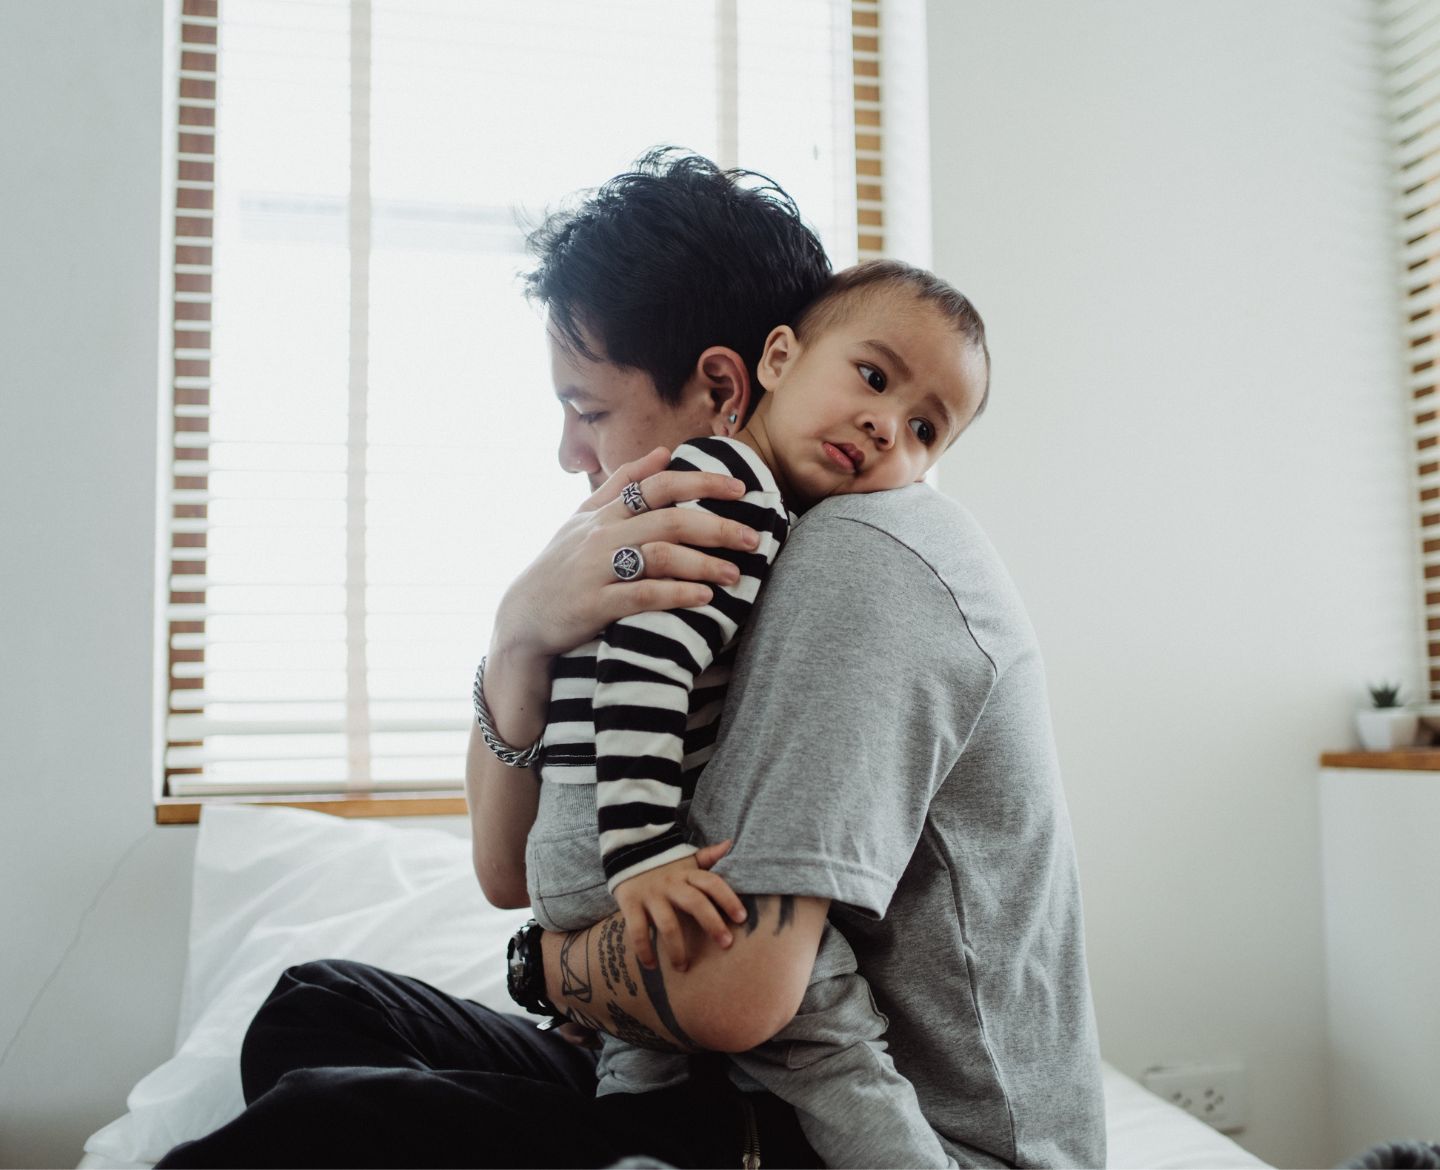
[594,437,789,892]
[686,511,997,918]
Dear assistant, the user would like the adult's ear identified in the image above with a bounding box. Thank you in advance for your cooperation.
[690,346,751,436]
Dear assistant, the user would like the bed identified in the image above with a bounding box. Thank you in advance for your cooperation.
[79,806,1269,1170]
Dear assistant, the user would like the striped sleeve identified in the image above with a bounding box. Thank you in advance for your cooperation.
[594,436,790,892]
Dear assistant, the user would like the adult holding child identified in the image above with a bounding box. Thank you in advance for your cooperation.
[157,149,1104,1170]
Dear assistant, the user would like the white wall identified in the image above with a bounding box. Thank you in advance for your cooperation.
[927,3,1415,1167]
[1319,771,1440,1157]
[0,4,196,1167]
[0,2,1417,1167]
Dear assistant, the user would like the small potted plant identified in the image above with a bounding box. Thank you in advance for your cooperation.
[1355,681,1419,751]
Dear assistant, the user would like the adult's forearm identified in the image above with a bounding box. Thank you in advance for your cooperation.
[465,639,551,907]
[540,894,828,1054]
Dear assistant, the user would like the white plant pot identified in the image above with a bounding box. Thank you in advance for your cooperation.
[1355,708,1419,751]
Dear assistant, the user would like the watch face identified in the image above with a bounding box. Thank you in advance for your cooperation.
[507,925,532,998]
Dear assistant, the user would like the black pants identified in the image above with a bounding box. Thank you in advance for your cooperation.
[155,958,822,1169]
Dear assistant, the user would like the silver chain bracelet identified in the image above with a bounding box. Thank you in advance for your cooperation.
[472,656,543,768]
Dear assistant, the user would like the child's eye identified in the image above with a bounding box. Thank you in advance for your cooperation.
[578,411,606,425]
[858,363,886,392]
[909,418,936,445]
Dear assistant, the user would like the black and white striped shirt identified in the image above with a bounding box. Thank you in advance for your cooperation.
[538,436,791,891]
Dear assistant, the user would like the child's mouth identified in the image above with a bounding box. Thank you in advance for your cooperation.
[823,441,863,473]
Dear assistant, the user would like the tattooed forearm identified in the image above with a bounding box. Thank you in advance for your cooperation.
[637,924,699,1050]
[565,1005,604,1032]
[598,916,637,995]
[543,895,816,1055]
[559,925,593,1003]
[547,919,692,1051]
[608,1001,687,1053]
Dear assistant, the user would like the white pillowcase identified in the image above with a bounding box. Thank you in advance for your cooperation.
[83,805,531,1167]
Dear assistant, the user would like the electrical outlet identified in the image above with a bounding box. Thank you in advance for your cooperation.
[1140,1060,1248,1133]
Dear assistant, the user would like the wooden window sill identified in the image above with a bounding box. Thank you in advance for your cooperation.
[155,793,469,825]
[1319,748,1440,772]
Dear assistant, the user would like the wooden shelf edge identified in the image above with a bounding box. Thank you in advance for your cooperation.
[1319,748,1440,772]
[155,793,469,825]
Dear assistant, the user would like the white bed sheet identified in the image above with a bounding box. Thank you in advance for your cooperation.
[78,806,1269,1170]
[78,1064,1269,1170]
[1101,1062,1267,1168]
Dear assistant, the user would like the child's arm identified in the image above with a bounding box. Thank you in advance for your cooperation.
[594,437,789,970]
[611,851,745,973]
[467,447,760,908]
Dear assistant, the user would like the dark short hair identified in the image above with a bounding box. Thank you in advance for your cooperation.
[794,259,993,421]
[523,147,832,417]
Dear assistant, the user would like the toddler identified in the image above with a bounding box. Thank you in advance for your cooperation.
[527,259,990,1168]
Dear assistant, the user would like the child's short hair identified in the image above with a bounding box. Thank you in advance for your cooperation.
[794,260,992,419]
[524,147,832,417]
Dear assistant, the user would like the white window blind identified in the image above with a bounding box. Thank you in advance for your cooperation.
[852,0,884,259]
[162,0,878,799]
[1382,0,1440,696]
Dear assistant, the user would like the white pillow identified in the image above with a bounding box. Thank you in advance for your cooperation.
[83,805,531,1167]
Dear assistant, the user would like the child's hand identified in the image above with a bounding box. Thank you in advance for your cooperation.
[613,842,748,973]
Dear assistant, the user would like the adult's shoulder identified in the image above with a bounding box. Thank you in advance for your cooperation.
[795,482,984,555]
[694,486,1020,914]
[775,485,1038,670]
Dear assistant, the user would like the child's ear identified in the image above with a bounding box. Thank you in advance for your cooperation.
[694,346,750,435]
[758,326,799,393]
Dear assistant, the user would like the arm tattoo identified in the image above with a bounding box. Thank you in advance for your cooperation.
[565,1005,604,1032]
[559,925,593,1003]
[551,895,802,1054]
[637,924,700,1050]
[774,894,795,935]
[737,893,762,936]
[598,916,637,996]
[737,893,797,936]
[608,1001,687,1053]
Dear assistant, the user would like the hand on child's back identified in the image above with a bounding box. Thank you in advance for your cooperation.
[613,840,748,972]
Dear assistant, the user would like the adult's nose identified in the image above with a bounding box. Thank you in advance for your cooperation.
[557,415,601,478]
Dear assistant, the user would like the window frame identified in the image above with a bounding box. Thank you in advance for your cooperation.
[156,0,907,822]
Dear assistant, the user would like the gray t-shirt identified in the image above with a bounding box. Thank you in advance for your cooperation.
[670,484,1106,1167]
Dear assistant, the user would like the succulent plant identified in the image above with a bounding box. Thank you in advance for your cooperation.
[1368,681,1405,709]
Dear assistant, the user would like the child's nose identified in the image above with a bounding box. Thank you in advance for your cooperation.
[862,412,896,448]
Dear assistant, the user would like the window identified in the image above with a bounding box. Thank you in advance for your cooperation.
[159,0,897,813]
[1383,0,1440,696]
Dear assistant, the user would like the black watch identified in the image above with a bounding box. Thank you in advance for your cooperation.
[506,918,563,1021]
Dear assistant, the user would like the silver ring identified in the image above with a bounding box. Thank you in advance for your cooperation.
[611,546,645,581]
[621,481,650,514]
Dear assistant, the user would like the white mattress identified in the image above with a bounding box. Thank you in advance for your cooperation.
[1101,1062,1268,1168]
[76,807,1271,1170]
[75,1061,1268,1169]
